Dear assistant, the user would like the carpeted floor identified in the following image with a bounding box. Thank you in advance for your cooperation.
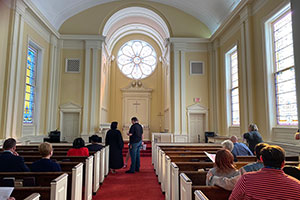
[93,156,165,200]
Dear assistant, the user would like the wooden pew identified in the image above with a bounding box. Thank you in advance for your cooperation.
[170,162,214,200]
[24,193,41,200]
[180,173,232,200]
[193,186,231,200]
[23,153,101,196]
[194,190,208,200]
[1,163,83,200]
[25,157,94,200]
[153,143,221,173]
[11,173,68,200]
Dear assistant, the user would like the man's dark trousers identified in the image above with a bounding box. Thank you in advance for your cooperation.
[129,140,142,172]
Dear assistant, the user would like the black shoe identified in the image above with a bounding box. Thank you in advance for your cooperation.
[135,170,139,172]
[125,170,134,174]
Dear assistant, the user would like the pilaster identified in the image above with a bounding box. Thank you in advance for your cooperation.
[240,5,253,132]
[5,0,27,138]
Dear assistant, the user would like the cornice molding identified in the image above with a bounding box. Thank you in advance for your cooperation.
[85,40,102,49]
[61,34,105,41]
[210,0,251,41]
[170,37,209,52]
[23,0,60,38]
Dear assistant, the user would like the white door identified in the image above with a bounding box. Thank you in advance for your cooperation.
[189,113,205,143]
[62,112,80,142]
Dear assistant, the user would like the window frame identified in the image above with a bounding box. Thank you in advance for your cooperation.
[117,40,157,80]
[225,45,240,127]
[264,4,297,128]
[263,3,298,142]
[22,39,44,136]
[271,10,297,126]
[23,45,38,125]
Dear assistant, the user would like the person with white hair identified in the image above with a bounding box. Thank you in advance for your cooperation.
[221,139,234,152]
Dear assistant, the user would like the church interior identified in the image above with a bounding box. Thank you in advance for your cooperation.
[0,0,299,199]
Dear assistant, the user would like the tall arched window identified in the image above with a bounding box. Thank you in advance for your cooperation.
[226,45,240,126]
[117,40,157,80]
[272,11,297,126]
[23,45,37,124]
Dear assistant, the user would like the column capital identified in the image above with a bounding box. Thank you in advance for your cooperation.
[16,0,27,16]
[85,40,102,50]
[239,5,252,22]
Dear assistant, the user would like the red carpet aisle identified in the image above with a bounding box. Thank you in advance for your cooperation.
[93,156,165,200]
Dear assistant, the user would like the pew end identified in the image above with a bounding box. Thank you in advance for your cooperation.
[72,163,83,200]
[180,173,192,200]
[194,190,209,200]
[24,193,41,200]
[50,173,68,200]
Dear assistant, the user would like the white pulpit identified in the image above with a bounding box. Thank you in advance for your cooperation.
[121,82,152,141]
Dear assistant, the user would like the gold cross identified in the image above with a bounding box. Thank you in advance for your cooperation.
[133,101,140,112]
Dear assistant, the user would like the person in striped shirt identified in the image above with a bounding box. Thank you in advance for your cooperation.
[229,145,300,200]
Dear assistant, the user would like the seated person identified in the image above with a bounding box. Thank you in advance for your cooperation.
[230,145,300,200]
[230,136,253,157]
[221,139,237,161]
[0,138,29,172]
[31,142,61,172]
[206,149,240,190]
[87,135,103,151]
[221,139,234,152]
[239,143,268,175]
[67,138,89,156]
[243,123,263,153]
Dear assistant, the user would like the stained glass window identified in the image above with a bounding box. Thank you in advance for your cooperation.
[23,45,37,124]
[272,11,298,126]
[229,47,240,126]
[117,40,157,80]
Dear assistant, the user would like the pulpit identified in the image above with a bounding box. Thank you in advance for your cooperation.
[121,82,152,141]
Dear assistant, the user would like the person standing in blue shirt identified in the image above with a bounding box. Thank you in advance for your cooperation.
[31,142,61,172]
[230,136,253,157]
[243,123,263,153]
[126,117,143,174]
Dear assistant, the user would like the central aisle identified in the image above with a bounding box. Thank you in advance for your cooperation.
[93,156,165,200]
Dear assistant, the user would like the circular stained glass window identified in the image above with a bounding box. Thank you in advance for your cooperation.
[117,40,157,80]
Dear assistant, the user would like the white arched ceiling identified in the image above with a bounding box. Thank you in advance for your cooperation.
[103,7,169,54]
[28,0,241,34]
[107,23,165,54]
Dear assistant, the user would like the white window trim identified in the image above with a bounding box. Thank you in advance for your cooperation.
[22,38,44,137]
[262,2,297,142]
[225,44,240,133]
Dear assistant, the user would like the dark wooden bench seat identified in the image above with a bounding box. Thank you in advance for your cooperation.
[193,186,231,200]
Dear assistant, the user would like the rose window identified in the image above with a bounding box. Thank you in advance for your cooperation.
[117,40,157,79]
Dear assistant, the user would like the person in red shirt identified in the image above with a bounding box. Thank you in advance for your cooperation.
[67,138,89,156]
[230,145,300,200]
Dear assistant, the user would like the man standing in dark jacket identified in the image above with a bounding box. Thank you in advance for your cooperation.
[0,138,30,172]
[126,117,143,173]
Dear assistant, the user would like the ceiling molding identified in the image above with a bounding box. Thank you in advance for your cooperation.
[107,23,165,54]
[27,0,242,35]
[170,38,209,52]
[103,6,170,38]
[210,0,250,42]
[23,0,60,38]
[169,37,210,44]
[61,34,105,41]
